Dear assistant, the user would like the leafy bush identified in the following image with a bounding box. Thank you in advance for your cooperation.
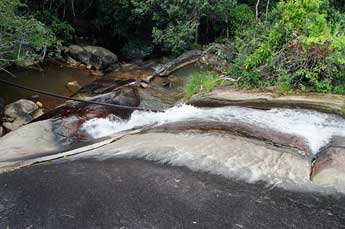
[0,0,57,67]
[37,10,75,41]
[228,0,345,94]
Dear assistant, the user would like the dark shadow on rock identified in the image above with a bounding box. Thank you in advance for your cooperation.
[0,158,345,228]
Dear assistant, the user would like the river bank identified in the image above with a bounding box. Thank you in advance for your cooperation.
[1,48,345,227]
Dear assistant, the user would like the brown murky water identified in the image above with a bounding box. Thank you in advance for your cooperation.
[0,64,99,110]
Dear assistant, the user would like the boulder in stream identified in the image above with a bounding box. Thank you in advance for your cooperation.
[66,81,82,93]
[2,99,44,131]
[63,45,118,70]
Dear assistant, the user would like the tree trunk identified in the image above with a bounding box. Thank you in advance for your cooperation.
[256,0,261,21]
[265,0,270,23]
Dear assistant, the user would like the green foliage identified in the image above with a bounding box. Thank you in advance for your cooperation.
[0,0,57,67]
[228,4,255,33]
[96,0,236,56]
[37,10,75,41]
[277,70,293,94]
[185,72,220,98]
[228,0,345,94]
[153,22,198,56]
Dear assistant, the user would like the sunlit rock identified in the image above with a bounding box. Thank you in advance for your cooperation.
[66,80,82,93]
[79,132,312,188]
[3,99,43,131]
[189,87,345,118]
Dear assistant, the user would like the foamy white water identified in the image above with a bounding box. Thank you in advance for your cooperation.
[81,104,345,154]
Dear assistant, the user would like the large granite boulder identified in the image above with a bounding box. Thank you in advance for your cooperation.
[63,45,118,70]
[2,99,43,131]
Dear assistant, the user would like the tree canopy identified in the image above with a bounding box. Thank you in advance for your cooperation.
[0,0,344,93]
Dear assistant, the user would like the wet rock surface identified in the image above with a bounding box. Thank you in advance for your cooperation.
[149,120,312,156]
[37,82,140,121]
[76,132,312,185]
[2,61,345,227]
[1,159,345,228]
[65,81,82,93]
[189,87,345,117]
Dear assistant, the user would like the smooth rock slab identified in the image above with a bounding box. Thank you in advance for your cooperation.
[0,159,344,228]
[189,88,345,118]
[79,132,312,186]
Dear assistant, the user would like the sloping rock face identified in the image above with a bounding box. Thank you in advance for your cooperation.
[2,99,43,131]
[311,137,345,187]
[63,45,118,70]
[189,87,345,118]
[148,120,311,156]
[0,79,143,170]
[78,131,311,187]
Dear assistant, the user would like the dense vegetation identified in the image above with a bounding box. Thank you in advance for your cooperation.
[0,0,344,94]
[228,0,345,94]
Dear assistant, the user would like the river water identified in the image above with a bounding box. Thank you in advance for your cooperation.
[0,64,98,110]
[82,104,345,155]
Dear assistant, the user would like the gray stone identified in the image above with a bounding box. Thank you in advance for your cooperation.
[64,45,118,70]
[84,46,118,70]
[189,88,345,118]
[4,99,43,131]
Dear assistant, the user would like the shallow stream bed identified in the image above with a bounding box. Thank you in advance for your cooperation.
[0,64,98,110]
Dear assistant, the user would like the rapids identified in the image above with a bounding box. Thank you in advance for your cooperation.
[82,104,345,155]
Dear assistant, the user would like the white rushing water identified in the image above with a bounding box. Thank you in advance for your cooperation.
[81,104,345,154]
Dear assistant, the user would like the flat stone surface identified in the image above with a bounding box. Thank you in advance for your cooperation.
[0,159,345,228]
[189,88,345,117]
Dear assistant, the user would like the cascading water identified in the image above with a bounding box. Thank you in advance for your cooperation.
[79,104,345,191]
[82,104,345,154]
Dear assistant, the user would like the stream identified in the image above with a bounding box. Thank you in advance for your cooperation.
[82,104,345,155]
[0,64,98,110]
[1,64,345,227]
[1,64,345,191]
